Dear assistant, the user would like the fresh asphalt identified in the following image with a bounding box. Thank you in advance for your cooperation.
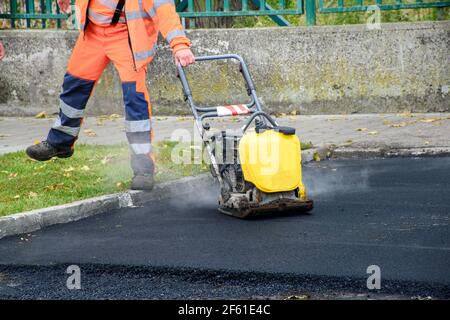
[1,157,449,299]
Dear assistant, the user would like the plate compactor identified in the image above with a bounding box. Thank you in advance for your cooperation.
[177,54,313,218]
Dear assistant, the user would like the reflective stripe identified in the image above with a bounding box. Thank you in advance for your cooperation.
[137,0,156,18]
[133,45,157,61]
[88,9,125,24]
[146,6,156,18]
[125,119,151,132]
[60,99,84,119]
[130,143,152,155]
[166,29,186,43]
[154,0,174,10]
[52,117,80,137]
[98,0,117,10]
[126,10,146,20]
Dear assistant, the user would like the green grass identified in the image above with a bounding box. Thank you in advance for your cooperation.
[301,141,313,150]
[0,142,208,217]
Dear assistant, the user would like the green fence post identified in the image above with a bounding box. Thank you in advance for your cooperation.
[187,0,195,28]
[41,0,46,28]
[305,0,316,26]
[436,7,445,19]
[205,0,212,12]
[10,0,17,28]
[242,0,248,11]
[26,0,36,28]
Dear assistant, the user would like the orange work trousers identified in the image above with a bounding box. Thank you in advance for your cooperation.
[47,23,154,175]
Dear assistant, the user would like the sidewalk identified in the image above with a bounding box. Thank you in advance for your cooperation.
[1,113,450,156]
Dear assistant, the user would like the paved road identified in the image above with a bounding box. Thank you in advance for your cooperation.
[1,157,449,299]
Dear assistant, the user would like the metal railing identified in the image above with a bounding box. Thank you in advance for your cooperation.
[0,0,449,28]
[0,0,75,28]
[176,0,303,27]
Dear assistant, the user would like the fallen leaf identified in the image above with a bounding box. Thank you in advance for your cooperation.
[313,152,321,162]
[63,166,75,172]
[80,165,90,171]
[290,110,297,116]
[35,111,47,119]
[419,118,442,123]
[63,172,72,177]
[83,129,97,137]
[109,114,121,121]
[101,156,112,165]
[389,122,407,128]
[368,131,379,135]
[116,182,123,188]
[13,195,20,199]
[33,140,41,145]
[356,128,368,132]
[29,192,38,198]
[398,111,414,118]
[0,134,12,138]
[8,172,17,178]
[45,183,64,191]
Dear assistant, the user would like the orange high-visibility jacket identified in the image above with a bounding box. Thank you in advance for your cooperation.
[75,0,191,70]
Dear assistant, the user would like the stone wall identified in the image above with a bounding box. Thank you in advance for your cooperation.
[0,21,448,116]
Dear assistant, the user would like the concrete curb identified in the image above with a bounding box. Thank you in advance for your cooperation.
[0,174,215,240]
[302,146,450,162]
[329,146,450,160]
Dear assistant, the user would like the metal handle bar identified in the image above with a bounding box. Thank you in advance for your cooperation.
[242,111,278,133]
[176,54,263,115]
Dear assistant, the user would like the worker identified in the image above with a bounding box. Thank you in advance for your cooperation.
[0,41,5,60]
[26,0,195,190]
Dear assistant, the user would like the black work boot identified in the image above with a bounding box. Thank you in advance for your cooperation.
[131,173,154,191]
[26,141,73,161]
[130,154,155,191]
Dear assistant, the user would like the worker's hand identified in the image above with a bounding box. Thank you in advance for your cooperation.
[57,0,72,14]
[174,48,195,67]
[0,42,5,61]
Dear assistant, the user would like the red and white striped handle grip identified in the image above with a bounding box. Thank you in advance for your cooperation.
[216,104,250,117]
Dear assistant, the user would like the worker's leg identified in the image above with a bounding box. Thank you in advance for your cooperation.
[122,73,154,177]
[46,25,109,150]
[105,25,154,183]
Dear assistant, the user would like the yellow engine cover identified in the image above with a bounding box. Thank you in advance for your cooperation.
[239,129,304,194]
